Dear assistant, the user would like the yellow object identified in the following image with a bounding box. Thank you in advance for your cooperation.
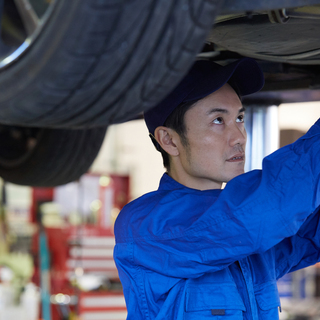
[0,252,34,280]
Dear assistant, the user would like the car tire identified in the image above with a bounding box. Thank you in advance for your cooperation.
[0,0,222,128]
[0,125,107,187]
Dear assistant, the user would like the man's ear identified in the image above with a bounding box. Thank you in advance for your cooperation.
[154,126,179,156]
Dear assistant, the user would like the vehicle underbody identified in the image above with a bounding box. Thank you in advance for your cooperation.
[206,1,320,104]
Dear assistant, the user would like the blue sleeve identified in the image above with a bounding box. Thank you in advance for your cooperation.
[115,119,320,278]
[274,206,320,279]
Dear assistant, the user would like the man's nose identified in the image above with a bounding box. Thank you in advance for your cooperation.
[229,125,247,147]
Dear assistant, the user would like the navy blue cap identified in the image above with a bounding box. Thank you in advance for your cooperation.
[144,58,264,137]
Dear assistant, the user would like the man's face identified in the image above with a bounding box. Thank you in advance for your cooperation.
[171,83,247,190]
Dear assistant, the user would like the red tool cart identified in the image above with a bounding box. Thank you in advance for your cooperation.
[31,174,129,320]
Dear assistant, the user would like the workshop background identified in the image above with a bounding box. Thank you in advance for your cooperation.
[0,102,320,320]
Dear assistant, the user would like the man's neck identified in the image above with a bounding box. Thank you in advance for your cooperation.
[167,167,223,191]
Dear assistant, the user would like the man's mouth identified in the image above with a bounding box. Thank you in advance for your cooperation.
[227,154,245,162]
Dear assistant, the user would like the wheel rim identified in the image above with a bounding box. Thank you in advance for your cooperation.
[0,0,56,69]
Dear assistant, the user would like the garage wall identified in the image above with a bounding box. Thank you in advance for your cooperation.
[279,101,320,132]
[91,119,165,200]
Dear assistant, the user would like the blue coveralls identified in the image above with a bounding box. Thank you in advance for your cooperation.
[114,119,320,320]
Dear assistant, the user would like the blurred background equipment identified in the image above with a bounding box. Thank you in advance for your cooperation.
[0,172,129,320]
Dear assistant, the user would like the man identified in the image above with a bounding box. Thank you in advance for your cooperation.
[114,58,320,320]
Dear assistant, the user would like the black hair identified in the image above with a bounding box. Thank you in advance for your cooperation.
[153,100,197,172]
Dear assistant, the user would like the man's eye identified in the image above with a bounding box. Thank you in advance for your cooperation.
[236,115,245,123]
[213,117,223,124]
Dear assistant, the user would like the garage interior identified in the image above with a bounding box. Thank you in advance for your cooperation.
[0,101,319,320]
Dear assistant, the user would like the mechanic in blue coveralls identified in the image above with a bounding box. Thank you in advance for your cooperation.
[113,58,320,320]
